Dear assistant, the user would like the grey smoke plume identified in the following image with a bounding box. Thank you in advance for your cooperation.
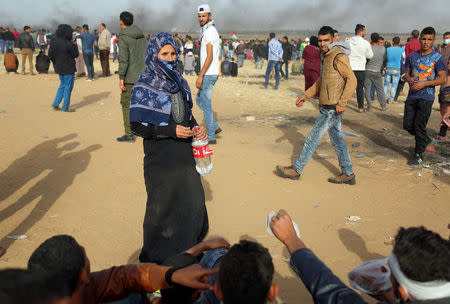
[0,0,448,34]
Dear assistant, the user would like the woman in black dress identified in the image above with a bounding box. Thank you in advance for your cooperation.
[130,32,209,264]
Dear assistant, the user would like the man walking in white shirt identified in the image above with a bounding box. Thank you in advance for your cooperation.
[196,4,221,144]
[348,24,373,112]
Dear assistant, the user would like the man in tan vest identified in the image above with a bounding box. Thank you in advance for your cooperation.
[275,26,357,185]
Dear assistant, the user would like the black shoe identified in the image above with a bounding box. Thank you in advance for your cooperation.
[117,135,135,142]
[215,128,222,135]
[209,140,217,145]
[407,154,423,166]
[52,105,60,111]
[62,109,75,112]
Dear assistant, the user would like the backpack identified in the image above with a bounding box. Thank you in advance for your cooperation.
[221,61,231,76]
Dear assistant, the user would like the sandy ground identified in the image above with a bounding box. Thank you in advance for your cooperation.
[0,52,449,303]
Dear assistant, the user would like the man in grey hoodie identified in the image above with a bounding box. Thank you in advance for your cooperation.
[364,32,387,111]
[117,11,147,142]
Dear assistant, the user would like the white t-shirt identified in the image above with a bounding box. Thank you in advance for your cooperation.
[200,26,220,76]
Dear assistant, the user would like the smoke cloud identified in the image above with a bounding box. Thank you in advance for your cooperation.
[0,0,448,35]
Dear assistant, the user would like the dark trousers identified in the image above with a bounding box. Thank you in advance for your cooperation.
[83,52,94,79]
[353,71,366,109]
[280,61,289,79]
[99,50,110,76]
[403,98,434,154]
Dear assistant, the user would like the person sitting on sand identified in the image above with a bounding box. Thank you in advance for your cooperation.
[269,209,450,303]
[35,50,50,74]
[27,234,218,304]
[4,48,19,73]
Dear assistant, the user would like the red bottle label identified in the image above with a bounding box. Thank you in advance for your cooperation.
[193,145,213,158]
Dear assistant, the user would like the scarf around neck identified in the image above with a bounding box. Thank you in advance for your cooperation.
[199,20,215,42]
[130,32,192,126]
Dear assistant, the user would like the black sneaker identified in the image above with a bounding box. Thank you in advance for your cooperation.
[209,140,217,145]
[407,154,423,166]
[52,105,60,111]
[215,128,222,135]
[117,135,135,142]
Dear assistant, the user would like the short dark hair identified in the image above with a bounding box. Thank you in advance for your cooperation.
[393,226,450,282]
[393,36,400,45]
[120,11,134,26]
[24,26,30,31]
[355,24,365,35]
[100,23,106,28]
[269,32,275,39]
[219,240,274,304]
[283,36,288,41]
[444,32,450,38]
[0,268,69,304]
[82,24,89,31]
[411,29,419,38]
[370,32,380,43]
[420,26,436,37]
[28,235,85,295]
[318,26,334,37]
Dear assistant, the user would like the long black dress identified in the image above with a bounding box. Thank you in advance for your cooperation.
[131,92,209,264]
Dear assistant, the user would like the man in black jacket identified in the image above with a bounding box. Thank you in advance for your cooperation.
[49,24,79,112]
[270,209,450,304]
[3,28,15,52]
[17,26,35,75]
[280,36,292,80]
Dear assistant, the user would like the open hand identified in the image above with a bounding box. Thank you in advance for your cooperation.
[119,80,126,92]
[172,264,219,290]
[176,125,194,138]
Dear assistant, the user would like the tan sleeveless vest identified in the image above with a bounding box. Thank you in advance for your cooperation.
[319,47,346,105]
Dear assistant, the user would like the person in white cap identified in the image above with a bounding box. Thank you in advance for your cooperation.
[196,4,222,144]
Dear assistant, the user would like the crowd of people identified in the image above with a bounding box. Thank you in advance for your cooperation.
[1,3,449,304]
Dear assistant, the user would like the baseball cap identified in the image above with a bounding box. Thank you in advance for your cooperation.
[197,4,211,14]
[305,37,310,42]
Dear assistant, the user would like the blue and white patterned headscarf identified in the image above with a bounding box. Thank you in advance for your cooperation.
[130,32,192,126]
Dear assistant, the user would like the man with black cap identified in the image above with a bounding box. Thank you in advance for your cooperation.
[196,4,222,145]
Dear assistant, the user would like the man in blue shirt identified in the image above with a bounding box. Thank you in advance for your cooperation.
[264,32,283,90]
[384,36,404,103]
[78,24,97,81]
[403,27,447,165]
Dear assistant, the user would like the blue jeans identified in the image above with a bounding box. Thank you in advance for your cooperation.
[294,107,353,176]
[105,293,142,304]
[195,248,228,304]
[83,52,94,79]
[0,39,4,54]
[5,40,13,51]
[237,54,245,67]
[196,75,220,140]
[255,56,264,69]
[52,74,75,111]
[264,60,282,89]
[384,68,401,101]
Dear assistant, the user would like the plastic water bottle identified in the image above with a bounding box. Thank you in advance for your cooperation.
[192,135,213,176]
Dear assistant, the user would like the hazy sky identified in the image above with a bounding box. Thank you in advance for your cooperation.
[1,0,449,34]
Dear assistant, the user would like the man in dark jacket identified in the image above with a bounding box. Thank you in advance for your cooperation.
[36,51,50,73]
[270,209,450,304]
[117,11,147,142]
[17,26,35,75]
[280,36,292,80]
[49,24,79,112]
[2,28,15,52]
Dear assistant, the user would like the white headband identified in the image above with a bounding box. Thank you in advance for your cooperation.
[388,252,450,300]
